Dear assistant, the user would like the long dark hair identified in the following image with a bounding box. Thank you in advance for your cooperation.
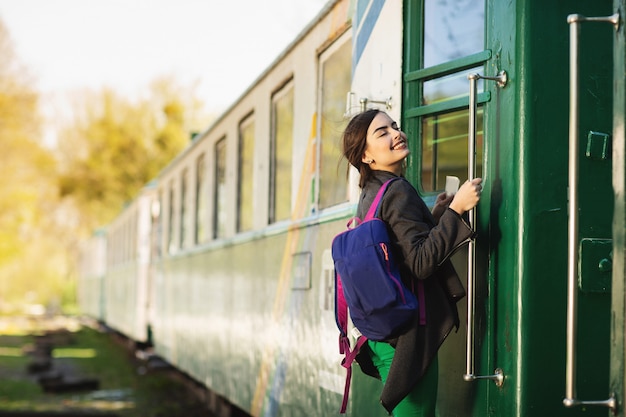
[341,109,380,188]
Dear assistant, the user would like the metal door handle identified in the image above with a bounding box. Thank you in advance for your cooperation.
[463,71,506,386]
[563,12,618,412]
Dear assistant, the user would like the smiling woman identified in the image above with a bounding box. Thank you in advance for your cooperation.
[340,108,482,416]
[362,112,410,175]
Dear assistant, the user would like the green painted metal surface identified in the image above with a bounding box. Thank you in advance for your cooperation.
[152,217,383,416]
[610,0,626,415]
[402,0,616,415]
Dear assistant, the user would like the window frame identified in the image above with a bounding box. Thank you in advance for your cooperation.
[237,114,255,233]
[213,137,227,240]
[316,31,353,211]
[269,78,295,224]
[195,153,207,245]
[402,0,488,191]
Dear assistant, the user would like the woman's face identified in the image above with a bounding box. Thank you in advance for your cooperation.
[362,112,409,175]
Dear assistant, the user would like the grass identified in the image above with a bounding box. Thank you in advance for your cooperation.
[0,316,209,416]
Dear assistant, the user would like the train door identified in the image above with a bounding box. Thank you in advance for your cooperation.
[404,1,616,416]
[402,1,493,416]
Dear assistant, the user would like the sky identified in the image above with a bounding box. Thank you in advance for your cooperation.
[0,0,328,133]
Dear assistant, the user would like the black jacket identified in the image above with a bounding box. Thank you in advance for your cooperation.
[354,170,473,413]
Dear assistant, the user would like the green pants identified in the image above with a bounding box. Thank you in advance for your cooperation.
[368,340,438,417]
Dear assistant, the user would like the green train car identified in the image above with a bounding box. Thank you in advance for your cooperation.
[77,0,626,416]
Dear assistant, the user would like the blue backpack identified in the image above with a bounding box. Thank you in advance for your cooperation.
[332,178,420,413]
[333,178,418,341]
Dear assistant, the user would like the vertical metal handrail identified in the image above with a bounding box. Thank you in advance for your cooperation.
[463,71,506,386]
[563,12,619,412]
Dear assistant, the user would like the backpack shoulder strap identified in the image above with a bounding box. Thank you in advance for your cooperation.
[335,270,368,413]
[363,177,400,221]
[339,335,367,413]
[335,270,348,336]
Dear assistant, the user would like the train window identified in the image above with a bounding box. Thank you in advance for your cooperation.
[420,107,483,192]
[115,226,121,264]
[180,169,189,249]
[195,154,207,244]
[122,218,127,263]
[318,36,351,210]
[167,180,176,254]
[423,68,484,106]
[122,226,126,262]
[106,233,112,266]
[238,115,255,232]
[109,229,115,265]
[423,0,484,68]
[154,191,162,259]
[269,80,294,223]
[403,0,486,193]
[117,228,122,263]
[214,137,227,239]
[130,212,136,261]
[420,0,484,191]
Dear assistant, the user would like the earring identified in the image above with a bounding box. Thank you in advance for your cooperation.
[364,159,373,164]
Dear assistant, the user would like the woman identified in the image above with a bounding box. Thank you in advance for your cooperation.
[341,109,482,417]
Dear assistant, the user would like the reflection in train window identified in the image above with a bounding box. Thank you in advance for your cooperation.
[319,37,351,210]
[154,190,162,258]
[167,181,176,254]
[238,115,255,232]
[420,108,483,192]
[129,212,136,261]
[417,0,485,192]
[180,168,189,249]
[423,0,484,69]
[214,138,227,239]
[270,81,294,223]
[195,154,207,244]
[423,68,483,106]
[108,230,114,265]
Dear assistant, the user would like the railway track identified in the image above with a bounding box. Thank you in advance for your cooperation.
[0,315,215,417]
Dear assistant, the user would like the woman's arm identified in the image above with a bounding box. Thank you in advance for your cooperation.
[382,180,474,279]
[432,192,453,223]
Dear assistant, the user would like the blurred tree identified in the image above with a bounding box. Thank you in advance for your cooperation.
[0,20,40,262]
[0,18,214,311]
[57,76,212,230]
[0,17,68,310]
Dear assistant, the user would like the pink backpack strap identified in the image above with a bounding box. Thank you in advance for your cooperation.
[417,280,426,325]
[364,178,399,221]
[336,272,368,413]
[339,335,368,413]
[335,272,348,336]
[364,177,427,326]
[409,278,427,326]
